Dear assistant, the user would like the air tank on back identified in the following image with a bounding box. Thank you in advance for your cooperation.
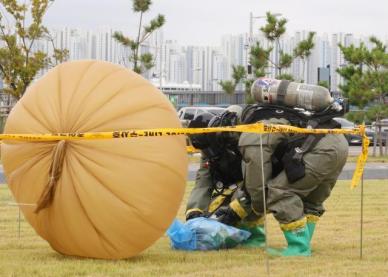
[251,78,333,111]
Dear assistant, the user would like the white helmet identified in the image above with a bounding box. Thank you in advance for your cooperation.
[226,105,243,119]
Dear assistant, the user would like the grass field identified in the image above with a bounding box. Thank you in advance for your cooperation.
[1,180,388,277]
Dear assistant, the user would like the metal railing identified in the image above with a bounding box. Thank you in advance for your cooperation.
[163,90,246,109]
[372,122,388,156]
[0,92,17,131]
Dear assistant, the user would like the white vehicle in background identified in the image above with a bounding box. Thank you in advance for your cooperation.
[178,106,226,127]
[372,118,388,132]
[333,117,363,145]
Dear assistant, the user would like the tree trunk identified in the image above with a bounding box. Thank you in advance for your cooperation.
[276,39,280,77]
[378,120,384,156]
[134,11,144,71]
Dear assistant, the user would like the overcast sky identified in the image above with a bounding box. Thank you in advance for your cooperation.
[43,0,388,45]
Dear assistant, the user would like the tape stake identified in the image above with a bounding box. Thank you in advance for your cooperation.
[351,125,370,189]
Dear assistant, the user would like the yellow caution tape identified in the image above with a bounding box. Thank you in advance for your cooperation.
[351,125,370,189]
[0,122,368,188]
[186,145,199,154]
[0,122,364,141]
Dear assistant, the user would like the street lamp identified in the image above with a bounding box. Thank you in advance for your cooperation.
[140,42,164,91]
[191,67,202,92]
[249,12,282,44]
[208,78,219,92]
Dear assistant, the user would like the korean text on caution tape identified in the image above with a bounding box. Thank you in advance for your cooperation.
[0,122,369,188]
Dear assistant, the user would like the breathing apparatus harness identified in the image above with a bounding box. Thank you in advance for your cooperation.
[188,109,243,195]
[241,99,347,183]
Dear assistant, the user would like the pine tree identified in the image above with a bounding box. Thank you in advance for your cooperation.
[260,12,289,77]
[337,36,388,155]
[113,0,165,74]
[293,32,316,82]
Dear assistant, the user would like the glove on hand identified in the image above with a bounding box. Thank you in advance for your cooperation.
[186,211,204,221]
[214,206,241,226]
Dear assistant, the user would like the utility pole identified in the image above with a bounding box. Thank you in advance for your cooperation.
[192,68,202,92]
[249,12,254,44]
[249,12,282,45]
[145,33,164,92]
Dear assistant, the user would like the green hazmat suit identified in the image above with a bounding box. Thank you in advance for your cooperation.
[237,127,348,224]
[266,133,349,224]
[186,106,349,254]
[231,114,348,218]
[235,117,348,256]
[236,118,290,217]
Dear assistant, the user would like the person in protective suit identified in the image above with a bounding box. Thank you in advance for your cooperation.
[214,81,349,256]
[185,105,266,248]
[185,106,241,220]
[209,116,285,249]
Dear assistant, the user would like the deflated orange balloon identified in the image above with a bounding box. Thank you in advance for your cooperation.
[1,60,188,259]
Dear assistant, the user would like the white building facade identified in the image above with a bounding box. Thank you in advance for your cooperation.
[20,27,385,95]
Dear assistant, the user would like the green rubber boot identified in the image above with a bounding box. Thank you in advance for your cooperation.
[307,222,316,243]
[268,219,311,257]
[306,215,319,242]
[239,225,265,248]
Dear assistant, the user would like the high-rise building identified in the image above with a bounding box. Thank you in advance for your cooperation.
[221,34,245,78]
[163,40,185,84]
[330,33,354,92]
[193,47,205,90]
[307,33,331,85]
[20,27,385,95]
[212,50,228,91]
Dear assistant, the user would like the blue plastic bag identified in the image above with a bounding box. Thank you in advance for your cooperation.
[166,217,251,251]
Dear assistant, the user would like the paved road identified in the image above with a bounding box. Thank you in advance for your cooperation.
[349,146,365,156]
[0,160,387,185]
[187,162,388,181]
[349,145,388,156]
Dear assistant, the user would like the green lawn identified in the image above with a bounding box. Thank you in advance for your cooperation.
[1,180,388,277]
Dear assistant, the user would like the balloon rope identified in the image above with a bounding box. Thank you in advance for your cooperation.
[35,140,67,213]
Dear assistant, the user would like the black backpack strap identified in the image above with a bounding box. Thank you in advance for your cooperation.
[291,120,324,162]
[241,104,308,126]
[282,120,325,183]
